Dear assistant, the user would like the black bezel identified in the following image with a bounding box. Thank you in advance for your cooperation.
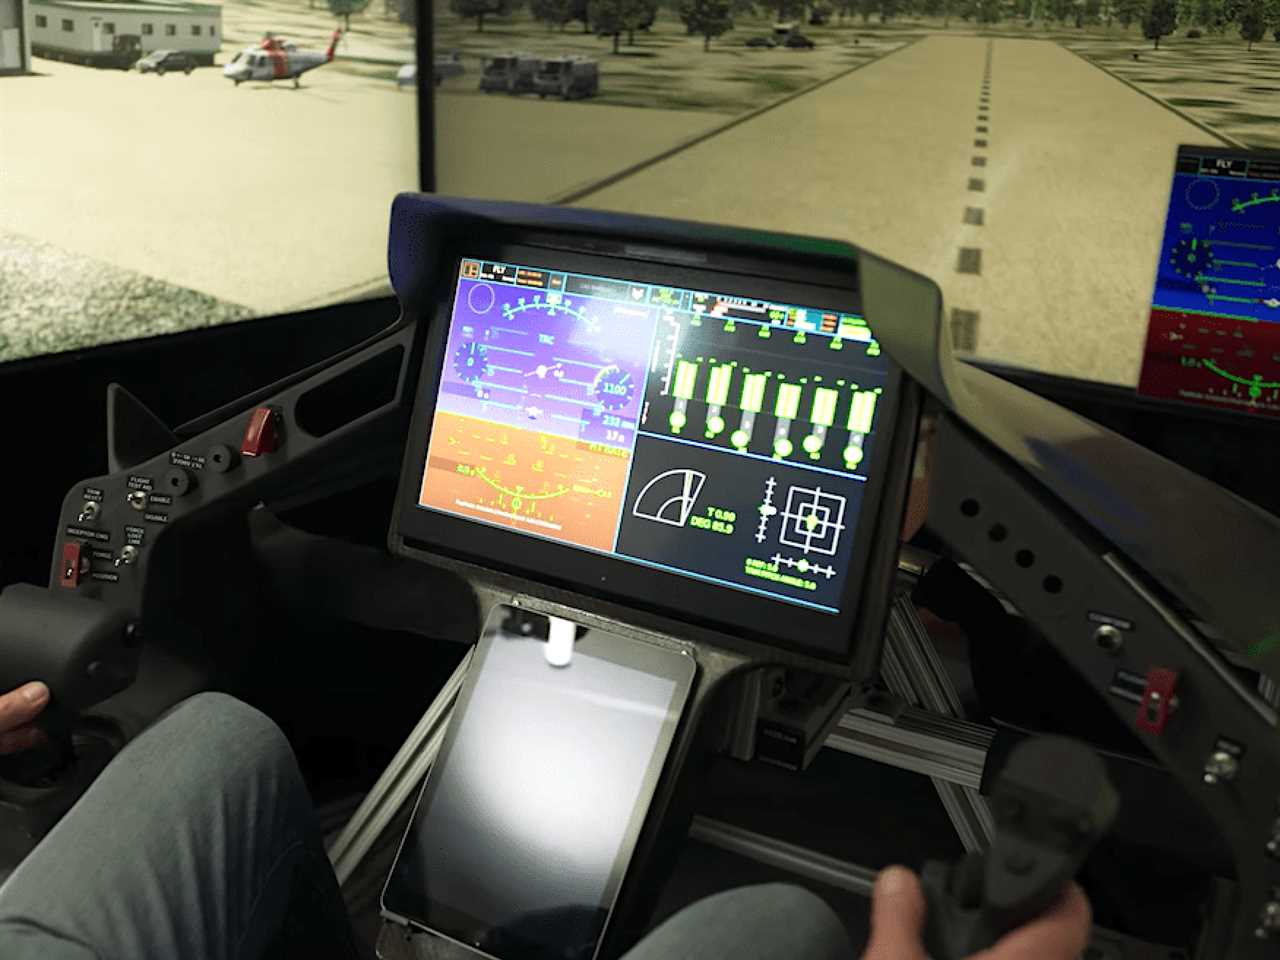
[393,239,906,660]
[380,613,697,960]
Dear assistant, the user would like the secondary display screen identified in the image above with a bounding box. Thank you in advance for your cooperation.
[414,257,890,615]
[381,611,694,960]
[1138,146,1280,418]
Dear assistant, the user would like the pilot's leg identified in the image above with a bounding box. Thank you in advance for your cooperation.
[621,883,855,960]
[0,691,363,960]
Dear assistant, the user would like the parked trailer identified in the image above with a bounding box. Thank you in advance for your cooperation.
[478,52,536,94]
[532,56,598,101]
[29,0,220,68]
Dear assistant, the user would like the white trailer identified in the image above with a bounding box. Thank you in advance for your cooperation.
[0,0,31,74]
[30,0,220,68]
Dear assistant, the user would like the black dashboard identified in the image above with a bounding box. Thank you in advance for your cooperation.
[11,193,1280,959]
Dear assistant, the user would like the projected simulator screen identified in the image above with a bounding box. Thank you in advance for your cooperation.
[429,10,1280,390]
[415,258,890,615]
[1,5,417,364]
[1138,147,1280,419]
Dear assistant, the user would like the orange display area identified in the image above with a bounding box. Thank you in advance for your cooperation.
[419,411,630,552]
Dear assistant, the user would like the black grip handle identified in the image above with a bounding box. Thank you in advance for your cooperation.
[0,584,138,716]
[921,736,1119,960]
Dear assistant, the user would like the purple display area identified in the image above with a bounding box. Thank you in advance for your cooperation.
[439,278,656,448]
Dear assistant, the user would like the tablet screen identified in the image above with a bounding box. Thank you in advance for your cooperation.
[382,612,694,960]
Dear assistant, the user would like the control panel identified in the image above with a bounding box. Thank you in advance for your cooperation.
[53,407,284,602]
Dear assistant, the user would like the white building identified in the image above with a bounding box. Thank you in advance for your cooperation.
[30,0,221,67]
[0,0,31,74]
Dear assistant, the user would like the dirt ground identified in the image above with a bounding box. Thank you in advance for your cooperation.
[1,57,417,318]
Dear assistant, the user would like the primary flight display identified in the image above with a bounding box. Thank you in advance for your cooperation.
[415,257,891,614]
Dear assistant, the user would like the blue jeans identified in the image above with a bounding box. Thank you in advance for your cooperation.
[0,693,854,960]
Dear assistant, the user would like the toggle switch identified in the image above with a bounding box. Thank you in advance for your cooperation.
[1265,818,1280,859]
[59,542,86,588]
[1204,750,1240,786]
[78,500,100,523]
[127,490,148,511]
[1256,900,1280,939]
[1135,667,1179,735]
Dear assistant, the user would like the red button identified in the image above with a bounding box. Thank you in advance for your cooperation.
[59,542,83,588]
[1136,667,1179,735]
[241,407,279,458]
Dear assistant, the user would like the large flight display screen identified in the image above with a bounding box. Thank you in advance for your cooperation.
[1138,146,1280,418]
[414,257,890,615]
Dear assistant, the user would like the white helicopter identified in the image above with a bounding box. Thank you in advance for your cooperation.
[223,30,341,88]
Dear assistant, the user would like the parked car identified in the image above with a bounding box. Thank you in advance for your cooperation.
[745,35,778,48]
[783,32,816,49]
[136,50,195,75]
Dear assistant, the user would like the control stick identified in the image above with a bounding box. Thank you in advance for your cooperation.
[0,584,138,785]
[920,736,1119,960]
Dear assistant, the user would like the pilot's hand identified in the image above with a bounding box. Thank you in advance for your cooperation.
[0,682,50,754]
[862,866,1092,960]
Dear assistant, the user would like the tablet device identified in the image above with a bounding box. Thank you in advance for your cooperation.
[381,606,697,960]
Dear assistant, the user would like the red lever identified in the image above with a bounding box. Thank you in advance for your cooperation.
[59,542,83,588]
[241,407,279,458]
[1136,667,1179,735]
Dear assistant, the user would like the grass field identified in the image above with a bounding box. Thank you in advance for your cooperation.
[432,13,907,112]
[430,9,1274,145]
[213,0,1277,146]
[1062,32,1280,148]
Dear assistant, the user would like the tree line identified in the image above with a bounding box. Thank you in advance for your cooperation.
[450,0,753,51]
[832,0,1280,44]
[447,0,1280,50]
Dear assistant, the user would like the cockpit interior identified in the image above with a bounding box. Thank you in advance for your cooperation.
[4,6,1280,960]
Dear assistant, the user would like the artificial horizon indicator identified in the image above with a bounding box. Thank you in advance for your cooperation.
[415,257,891,614]
[1139,146,1280,418]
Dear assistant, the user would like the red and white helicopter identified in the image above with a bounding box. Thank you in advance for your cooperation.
[223,30,341,87]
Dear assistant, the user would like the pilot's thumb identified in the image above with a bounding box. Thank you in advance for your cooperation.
[863,866,930,960]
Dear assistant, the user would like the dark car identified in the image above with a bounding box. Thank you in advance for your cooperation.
[136,50,195,75]
[783,33,815,49]
[745,35,777,47]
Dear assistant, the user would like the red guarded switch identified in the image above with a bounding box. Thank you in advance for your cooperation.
[241,406,279,458]
[1136,667,1180,735]
[59,542,84,588]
